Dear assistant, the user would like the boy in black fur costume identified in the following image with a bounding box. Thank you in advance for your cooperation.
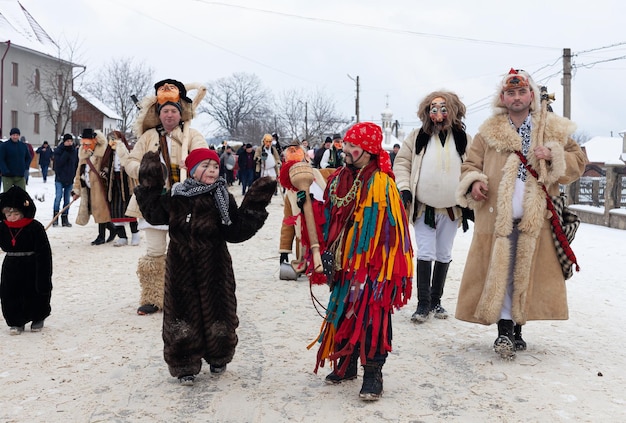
[134,148,276,385]
[0,186,52,335]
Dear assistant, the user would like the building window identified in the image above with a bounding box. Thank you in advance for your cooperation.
[34,113,40,134]
[11,110,18,128]
[34,69,40,91]
[57,74,63,96]
[12,62,18,86]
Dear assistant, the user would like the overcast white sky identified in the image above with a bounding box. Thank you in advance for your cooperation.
[17,0,626,139]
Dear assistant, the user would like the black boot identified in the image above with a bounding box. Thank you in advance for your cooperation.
[411,260,432,323]
[430,261,451,319]
[325,353,358,384]
[52,210,59,227]
[359,363,383,401]
[61,214,72,227]
[106,222,117,243]
[514,324,527,351]
[92,223,106,245]
[494,319,516,359]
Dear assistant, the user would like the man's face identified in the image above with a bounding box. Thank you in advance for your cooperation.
[501,87,534,114]
[10,133,19,142]
[343,141,369,168]
[159,104,182,131]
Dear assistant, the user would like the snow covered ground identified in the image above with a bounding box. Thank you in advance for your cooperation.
[0,174,624,422]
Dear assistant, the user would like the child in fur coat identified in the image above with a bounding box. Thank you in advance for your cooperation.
[0,186,53,335]
[134,148,276,385]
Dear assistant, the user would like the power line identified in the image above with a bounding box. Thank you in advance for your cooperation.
[195,1,560,50]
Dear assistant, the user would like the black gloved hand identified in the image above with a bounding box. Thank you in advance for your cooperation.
[296,190,307,210]
[138,151,165,188]
[280,253,289,264]
[401,190,412,209]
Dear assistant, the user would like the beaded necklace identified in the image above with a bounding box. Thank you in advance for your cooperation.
[329,166,365,208]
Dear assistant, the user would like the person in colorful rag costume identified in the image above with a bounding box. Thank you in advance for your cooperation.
[308,122,413,401]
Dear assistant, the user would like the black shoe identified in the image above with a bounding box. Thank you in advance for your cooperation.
[494,319,516,359]
[210,364,227,374]
[325,357,358,384]
[9,325,25,335]
[106,223,117,243]
[514,324,527,351]
[431,304,449,319]
[359,364,383,401]
[91,236,106,246]
[137,304,159,315]
[31,320,44,332]
[411,303,430,323]
[178,375,195,386]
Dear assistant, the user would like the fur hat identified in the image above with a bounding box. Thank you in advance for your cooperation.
[133,81,207,137]
[9,128,20,136]
[493,68,541,114]
[185,148,220,177]
[154,79,192,114]
[0,186,36,219]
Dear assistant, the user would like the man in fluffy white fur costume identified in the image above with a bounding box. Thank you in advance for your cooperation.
[455,69,586,359]
[116,79,207,315]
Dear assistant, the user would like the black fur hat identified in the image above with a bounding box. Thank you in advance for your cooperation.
[0,186,36,219]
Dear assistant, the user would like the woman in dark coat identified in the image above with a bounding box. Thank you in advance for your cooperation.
[0,186,52,334]
[134,148,276,385]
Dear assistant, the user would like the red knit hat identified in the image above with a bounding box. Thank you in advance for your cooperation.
[343,122,393,175]
[185,148,220,175]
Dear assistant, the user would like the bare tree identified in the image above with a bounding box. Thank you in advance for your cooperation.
[274,88,349,146]
[84,58,154,134]
[274,88,306,141]
[26,39,85,142]
[198,72,271,144]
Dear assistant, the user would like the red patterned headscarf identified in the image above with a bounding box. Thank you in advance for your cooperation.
[343,122,393,176]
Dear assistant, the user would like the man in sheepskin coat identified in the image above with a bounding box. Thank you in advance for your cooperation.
[134,148,276,385]
[116,79,208,316]
[455,69,586,359]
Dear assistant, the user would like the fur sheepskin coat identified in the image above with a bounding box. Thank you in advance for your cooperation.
[134,152,277,378]
[455,112,586,325]
[72,131,111,225]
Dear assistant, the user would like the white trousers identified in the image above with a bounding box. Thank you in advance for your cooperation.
[413,212,458,263]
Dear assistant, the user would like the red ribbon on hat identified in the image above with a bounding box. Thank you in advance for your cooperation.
[343,122,393,176]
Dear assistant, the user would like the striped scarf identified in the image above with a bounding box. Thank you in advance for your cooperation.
[171,176,231,225]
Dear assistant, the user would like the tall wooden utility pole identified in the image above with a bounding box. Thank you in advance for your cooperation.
[347,74,360,122]
[562,48,572,119]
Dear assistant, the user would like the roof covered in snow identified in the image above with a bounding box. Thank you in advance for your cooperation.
[0,0,58,57]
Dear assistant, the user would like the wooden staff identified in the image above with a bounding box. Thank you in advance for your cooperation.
[45,198,77,231]
[289,162,323,273]
[537,85,554,184]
